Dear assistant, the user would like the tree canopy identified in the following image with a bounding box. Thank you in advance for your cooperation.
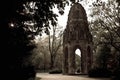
[0,0,76,80]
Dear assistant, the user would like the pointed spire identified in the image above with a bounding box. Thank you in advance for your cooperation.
[75,0,79,3]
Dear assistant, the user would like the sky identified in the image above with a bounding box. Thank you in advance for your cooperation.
[75,49,81,57]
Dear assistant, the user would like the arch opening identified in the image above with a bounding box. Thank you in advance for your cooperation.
[75,48,81,57]
[75,48,81,74]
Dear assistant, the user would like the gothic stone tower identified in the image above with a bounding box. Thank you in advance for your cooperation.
[63,3,93,74]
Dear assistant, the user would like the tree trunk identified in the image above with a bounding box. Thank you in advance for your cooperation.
[50,55,54,69]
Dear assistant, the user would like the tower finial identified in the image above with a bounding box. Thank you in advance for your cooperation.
[75,0,79,3]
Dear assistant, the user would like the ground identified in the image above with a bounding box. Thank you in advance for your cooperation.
[36,73,110,80]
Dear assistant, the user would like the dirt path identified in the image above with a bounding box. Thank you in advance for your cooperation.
[36,73,110,80]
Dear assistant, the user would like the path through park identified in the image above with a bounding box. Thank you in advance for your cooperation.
[36,73,110,80]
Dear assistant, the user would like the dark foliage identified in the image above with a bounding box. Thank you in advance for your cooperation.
[8,65,36,80]
[112,67,120,80]
[0,0,69,36]
[1,25,36,80]
[88,67,112,78]
[0,0,79,79]
[0,0,72,80]
[0,1,36,79]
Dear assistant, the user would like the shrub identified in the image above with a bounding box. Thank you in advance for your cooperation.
[20,66,36,80]
[49,68,62,74]
[112,68,120,80]
[88,67,112,78]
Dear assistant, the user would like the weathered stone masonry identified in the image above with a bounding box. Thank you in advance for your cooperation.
[63,3,93,74]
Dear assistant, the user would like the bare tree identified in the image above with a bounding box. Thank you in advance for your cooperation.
[89,0,120,52]
[48,25,63,69]
[89,0,120,76]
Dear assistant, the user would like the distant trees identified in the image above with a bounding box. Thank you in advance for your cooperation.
[30,25,63,71]
[95,44,111,69]
[89,0,120,79]
[1,23,36,80]
[90,0,120,52]
[30,38,50,71]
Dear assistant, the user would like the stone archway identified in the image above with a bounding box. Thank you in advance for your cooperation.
[74,46,82,74]
[63,3,93,75]
[75,48,81,73]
